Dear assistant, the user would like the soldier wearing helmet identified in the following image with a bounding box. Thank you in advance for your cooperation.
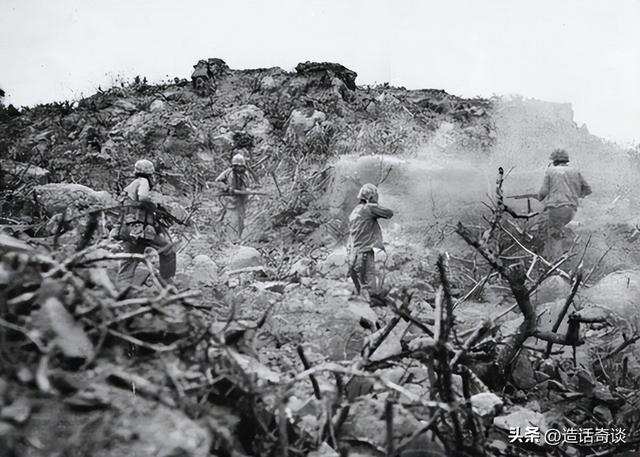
[115,159,176,287]
[537,149,592,258]
[215,152,257,239]
[347,183,394,298]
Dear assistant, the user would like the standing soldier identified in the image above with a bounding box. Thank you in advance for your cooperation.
[116,159,176,287]
[215,153,256,239]
[347,183,394,298]
[537,148,592,258]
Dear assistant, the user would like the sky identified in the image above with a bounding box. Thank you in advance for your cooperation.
[1,0,639,145]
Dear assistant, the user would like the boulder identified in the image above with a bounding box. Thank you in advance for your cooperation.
[223,105,271,138]
[33,183,116,217]
[471,392,504,418]
[286,108,327,140]
[227,246,264,272]
[149,99,166,112]
[577,270,640,325]
[318,246,349,279]
[531,275,570,306]
[192,255,218,285]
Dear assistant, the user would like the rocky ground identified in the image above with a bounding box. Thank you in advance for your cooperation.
[1,60,640,457]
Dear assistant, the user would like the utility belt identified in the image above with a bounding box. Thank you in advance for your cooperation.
[114,198,159,242]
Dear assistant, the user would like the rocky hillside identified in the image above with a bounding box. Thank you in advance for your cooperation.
[1,60,639,457]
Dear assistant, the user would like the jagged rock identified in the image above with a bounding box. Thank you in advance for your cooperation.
[593,405,613,423]
[110,99,138,115]
[149,99,166,112]
[0,398,31,424]
[340,393,421,453]
[260,75,279,91]
[286,108,327,140]
[471,392,504,418]
[1,159,50,183]
[369,321,411,361]
[33,183,116,217]
[512,350,537,389]
[494,406,550,434]
[223,105,271,138]
[295,61,357,91]
[33,284,94,362]
[227,246,264,272]
[192,254,218,284]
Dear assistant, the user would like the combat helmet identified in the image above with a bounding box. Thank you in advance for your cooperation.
[134,159,155,175]
[550,149,569,163]
[232,153,246,167]
[357,183,379,203]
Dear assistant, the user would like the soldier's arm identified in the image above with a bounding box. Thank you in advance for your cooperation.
[137,178,151,202]
[579,173,592,198]
[537,173,550,201]
[369,203,394,219]
[214,169,231,190]
[215,169,229,183]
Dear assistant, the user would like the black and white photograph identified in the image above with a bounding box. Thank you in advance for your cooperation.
[1,1,639,456]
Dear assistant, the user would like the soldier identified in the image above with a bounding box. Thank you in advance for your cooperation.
[537,148,592,258]
[115,159,176,287]
[347,183,394,297]
[215,153,256,239]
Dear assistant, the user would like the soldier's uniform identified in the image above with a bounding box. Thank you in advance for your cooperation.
[215,153,255,239]
[116,159,176,286]
[347,183,394,296]
[537,149,592,259]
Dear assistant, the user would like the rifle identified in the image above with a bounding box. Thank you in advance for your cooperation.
[216,190,270,197]
[506,193,539,200]
[505,193,538,215]
[155,204,188,228]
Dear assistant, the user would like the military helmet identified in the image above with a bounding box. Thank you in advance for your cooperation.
[134,159,155,175]
[550,148,569,163]
[232,153,246,166]
[357,183,379,203]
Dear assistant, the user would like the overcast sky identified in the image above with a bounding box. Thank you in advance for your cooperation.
[1,0,638,145]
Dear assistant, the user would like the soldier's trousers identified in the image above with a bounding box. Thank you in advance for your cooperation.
[349,250,377,294]
[220,196,247,239]
[545,206,576,259]
[117,234,176,287]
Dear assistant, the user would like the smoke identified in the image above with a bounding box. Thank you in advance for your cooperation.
[324,96,640,241]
